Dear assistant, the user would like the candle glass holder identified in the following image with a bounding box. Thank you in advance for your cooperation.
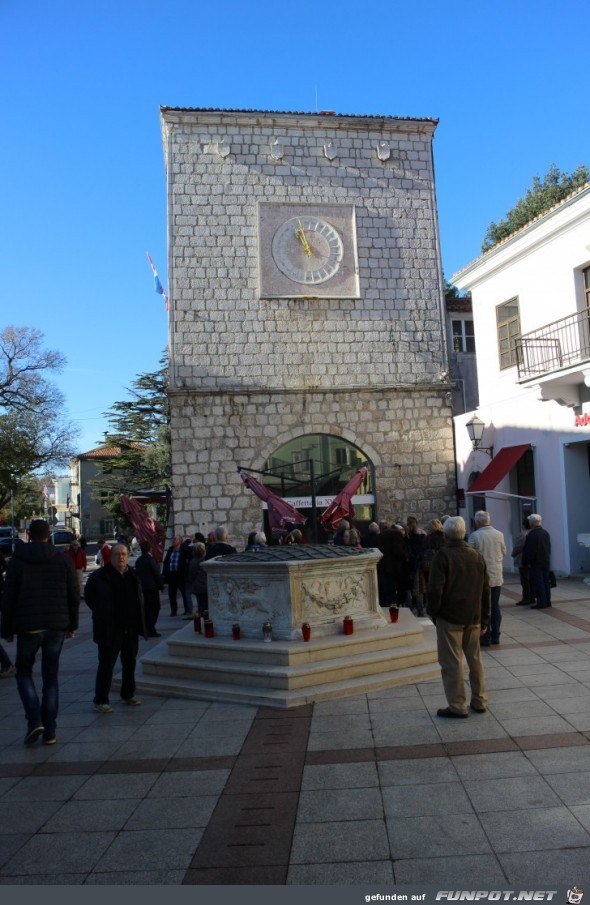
[204,619,214,638]
[302,622,311,642]
[389,605,400,624]
[193,613,202,633]
[343,616,354,636]
[262,621,272,642]
[232,623,241,640]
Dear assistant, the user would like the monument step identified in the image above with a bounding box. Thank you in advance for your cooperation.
[140,638,438,690]
[128,660,441,709]
[166,620,429,666]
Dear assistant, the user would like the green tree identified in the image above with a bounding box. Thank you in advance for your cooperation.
[93,353,170,527]
[105,352,169,445]
[444,279,469,299]
[0,326,77,511]
[482,164,590,252]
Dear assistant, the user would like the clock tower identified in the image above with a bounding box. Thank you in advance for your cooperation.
[160,108,455,539]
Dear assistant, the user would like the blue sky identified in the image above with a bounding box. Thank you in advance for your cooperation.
[2,0,588,456]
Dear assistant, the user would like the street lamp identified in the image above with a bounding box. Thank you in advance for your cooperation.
[465,415,494,457]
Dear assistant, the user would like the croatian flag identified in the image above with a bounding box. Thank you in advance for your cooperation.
[146,252,169,311]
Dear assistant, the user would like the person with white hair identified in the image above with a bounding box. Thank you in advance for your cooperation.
[522,514,552,609]
[469,511,506,646]
[206,526,237,559]
[427,516,491,718]
[248,532,268,552]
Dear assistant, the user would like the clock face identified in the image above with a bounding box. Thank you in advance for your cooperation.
[258,203,360,299]
[271,216,344,285]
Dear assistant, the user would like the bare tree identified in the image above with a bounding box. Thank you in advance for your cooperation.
[0,326,77,512]
[0,325,66,415]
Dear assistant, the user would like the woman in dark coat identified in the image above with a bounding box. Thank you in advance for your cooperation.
[134,542,164,637]
[405,516,426,615]
[419,519,445,602]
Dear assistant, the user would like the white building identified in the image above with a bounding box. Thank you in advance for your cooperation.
[453,184,590,576]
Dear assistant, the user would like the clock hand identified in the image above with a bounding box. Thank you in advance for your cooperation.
[294,221,313,256]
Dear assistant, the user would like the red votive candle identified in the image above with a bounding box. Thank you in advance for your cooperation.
[302,622,311,642]
[204,620,214,638]
[343,616,354,635]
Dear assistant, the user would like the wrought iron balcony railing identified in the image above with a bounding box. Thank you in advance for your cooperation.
[516,309,590,380]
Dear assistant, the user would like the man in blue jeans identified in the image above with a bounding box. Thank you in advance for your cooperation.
[0,519,79,745]
[469,511,506,646]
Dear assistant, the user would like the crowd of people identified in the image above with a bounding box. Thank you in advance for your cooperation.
[0,509,553,742]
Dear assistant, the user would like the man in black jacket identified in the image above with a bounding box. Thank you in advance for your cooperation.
[522,513,552,609]
[85,543,147,713]
[0,519,79,745]
[205,525,237,558]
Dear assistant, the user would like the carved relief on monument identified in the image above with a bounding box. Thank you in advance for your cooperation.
[300,572,368,621]
[211,577,276,621]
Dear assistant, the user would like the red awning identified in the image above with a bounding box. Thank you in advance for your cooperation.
[467,444,531,494]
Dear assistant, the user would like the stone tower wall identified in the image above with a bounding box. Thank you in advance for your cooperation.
[161,109,455,539]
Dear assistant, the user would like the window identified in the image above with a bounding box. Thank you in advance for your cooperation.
[263,434,372,498]
[452,318,475,353]
[584,267,590,312]
[496,299,521,370]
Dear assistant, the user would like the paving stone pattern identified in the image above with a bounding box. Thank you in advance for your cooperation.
[0,577,590,885]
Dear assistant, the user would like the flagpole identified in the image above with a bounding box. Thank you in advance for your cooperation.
[146,252,169,311]
[309,458,318,543]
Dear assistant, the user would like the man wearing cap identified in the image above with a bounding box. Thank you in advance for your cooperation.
[522,514,552,609]
[427,516,491,718]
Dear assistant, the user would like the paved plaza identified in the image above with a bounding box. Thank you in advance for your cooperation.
[0,576,589,887]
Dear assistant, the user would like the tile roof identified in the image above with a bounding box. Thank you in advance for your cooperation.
[75,443,146,460]
[160,106,439,125]
[446,297,472,312]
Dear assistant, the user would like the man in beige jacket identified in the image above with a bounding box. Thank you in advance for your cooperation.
[469,511,506,646]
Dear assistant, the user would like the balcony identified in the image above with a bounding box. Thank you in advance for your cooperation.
[516,309,590,381]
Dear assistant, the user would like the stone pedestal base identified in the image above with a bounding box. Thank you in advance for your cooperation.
[135,608,438,708]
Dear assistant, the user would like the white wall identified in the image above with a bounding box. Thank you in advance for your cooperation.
[453,188,590,574]
[454,190,590,409]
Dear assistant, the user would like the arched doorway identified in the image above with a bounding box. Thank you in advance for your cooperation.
[262,433,375,542]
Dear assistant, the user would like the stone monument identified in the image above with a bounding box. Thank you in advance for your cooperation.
[136,547,438,707]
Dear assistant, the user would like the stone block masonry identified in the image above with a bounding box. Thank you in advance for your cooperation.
[161,109,455,539]
[169,385,455,539]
